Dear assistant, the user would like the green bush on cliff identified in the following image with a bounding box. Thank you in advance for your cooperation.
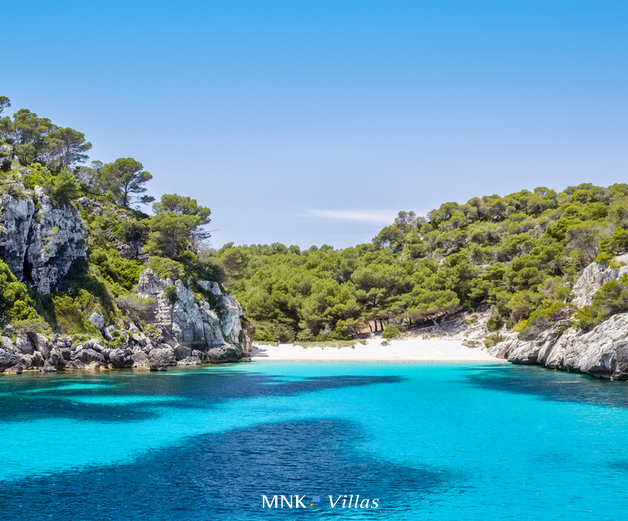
[0,260,39,323]
[576,276,628,332]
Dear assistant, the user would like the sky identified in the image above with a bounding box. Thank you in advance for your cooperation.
[2,0,627,249]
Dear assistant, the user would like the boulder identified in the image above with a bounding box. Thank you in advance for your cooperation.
[0,350,22,373]
[109,348,135,368]
[32,333,50,358]
[73,347,106,365]
[15,334,34,355]
[174,344,192,360]
[177,356,201,366]
[89,313,105,330]
[1,336,14,352]
[48,347,67,369]
[204,344,243,363]
[147,347,176,369]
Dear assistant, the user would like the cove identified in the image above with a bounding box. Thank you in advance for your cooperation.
[1,362,628,520]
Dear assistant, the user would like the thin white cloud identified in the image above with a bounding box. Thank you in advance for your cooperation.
[308,209,398,225]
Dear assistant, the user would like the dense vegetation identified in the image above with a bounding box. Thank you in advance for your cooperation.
[214,185,628,342]
[0,96,221,341]
[1,95,628,345]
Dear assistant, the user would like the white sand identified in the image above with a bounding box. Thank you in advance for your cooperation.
[250,337,503,362]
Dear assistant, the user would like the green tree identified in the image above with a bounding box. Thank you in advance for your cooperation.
[0,96,10,115]
[98,158,152,207]
[43,170,82,206]
[45,127,92,170]
[144,194,211,258]
[11,109,55,165]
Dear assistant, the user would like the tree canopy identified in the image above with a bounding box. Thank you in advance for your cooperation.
[214,183,628,343]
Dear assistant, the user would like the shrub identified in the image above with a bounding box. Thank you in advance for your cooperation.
[90,248,143,292]
[576,276,628,332]
[0,181,27,199]
[148,257,186,281]
[518,301,574,340]
[596,229,628,262]
[43,170,81,206]
[13,318,51,335]
[116,295,154,320]
[486,315,504,331]
[381,324,405,340]
[164,285,178,305]
[484,333,505,348]
[0,260,39,322]
[49,294,99,336]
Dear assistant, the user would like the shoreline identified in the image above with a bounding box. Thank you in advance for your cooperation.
[249,337,503,362]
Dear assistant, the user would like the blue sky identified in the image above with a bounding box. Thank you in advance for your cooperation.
[3,1,627,249]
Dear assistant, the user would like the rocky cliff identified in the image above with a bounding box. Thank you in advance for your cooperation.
[0,185,87,294]
[488,257,628,380]
[0,180,251,374]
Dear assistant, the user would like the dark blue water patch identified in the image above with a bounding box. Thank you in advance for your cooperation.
[0,370,403,424]
[460,364,628,408]
[0,419,450,521]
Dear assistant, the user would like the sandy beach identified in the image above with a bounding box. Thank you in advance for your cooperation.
[250,337,503,362]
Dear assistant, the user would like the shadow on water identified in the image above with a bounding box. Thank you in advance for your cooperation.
[460,363,628,408]
[0,418,450,521]
[0,370,404,424]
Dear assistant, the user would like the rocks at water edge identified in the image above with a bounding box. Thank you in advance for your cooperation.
[487,256,628,380]
[0,268,251,374]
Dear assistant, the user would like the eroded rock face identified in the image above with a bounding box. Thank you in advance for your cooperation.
[0,195,35,279]
[495,314,628,380]
[135,269,250,362]
[0,188,87,294]
[571,255,628,308]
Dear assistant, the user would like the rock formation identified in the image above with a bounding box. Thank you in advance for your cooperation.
[0,185,87,294]
[135,269,250,363]
[0,177,251,373]
[488,257,628,380]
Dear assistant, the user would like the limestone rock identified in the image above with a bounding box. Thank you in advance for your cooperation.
[572,262,618,308]
[135,269,250,362]
[0,195,35,280]
[197,280,222,296]
[204,343,243,363]
[32,333,51,358]
[73,347,106,366]
[89,313,105,330]
[177,355,201,366]
[109,348,135,369]
[0,189,88,294]
[25,187,88,294]
[0,351,23,373]
[174,345,192,360]
[48,347,67,369]
[15,334,34,355]
[148,346,176,370]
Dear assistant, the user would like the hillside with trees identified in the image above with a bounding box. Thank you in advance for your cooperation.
[1,94,628,357]
[215,184,628,343]
[0,96,225,344]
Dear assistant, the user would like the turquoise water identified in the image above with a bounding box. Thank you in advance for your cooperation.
[1,362,628,520]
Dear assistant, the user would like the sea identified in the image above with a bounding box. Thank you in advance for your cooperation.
[1,361,628,520]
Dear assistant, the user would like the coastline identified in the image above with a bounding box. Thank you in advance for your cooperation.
[250,337,503,362]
